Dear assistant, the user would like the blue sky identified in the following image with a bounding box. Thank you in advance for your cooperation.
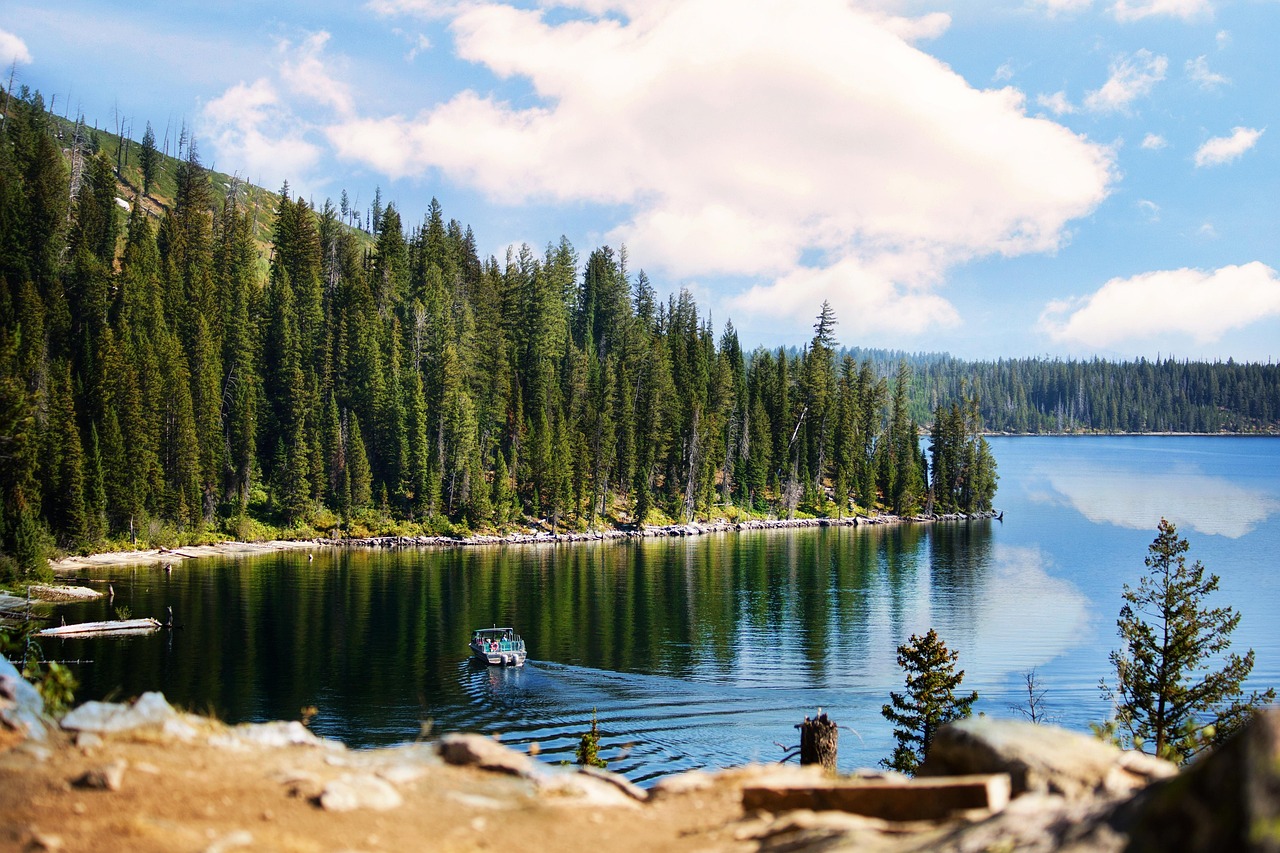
[3,0,1277,361]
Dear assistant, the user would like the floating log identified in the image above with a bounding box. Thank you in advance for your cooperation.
[37,617,162,637]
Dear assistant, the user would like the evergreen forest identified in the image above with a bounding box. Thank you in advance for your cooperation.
[0,89,1002,580]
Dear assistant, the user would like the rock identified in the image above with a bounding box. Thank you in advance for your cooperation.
[73,760,126,791]
[209,720,332,750]
[0,654,49,741]
[579,765,649,802]
[924,791,1130,853]
[536,771,642,809]
[648,769,716,799]
[1121,708,1280,853]
[318,773,404,812]
[438,733,541,778]
[202,830,255,853]
[742,773,1011,822]
[919,717,1176,799]
[61,691,180,735]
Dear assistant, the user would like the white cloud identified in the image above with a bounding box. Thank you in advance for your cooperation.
[277,32,356,117]
[1032,0,1093,14]
[1140,132,1167,150]
[877,12,952,42]
[1136,199,1159,220]
[1084,49,1167,113]
[1110,0,1213,22]
[1194,126,1263,167]
[1197,222,1217,238]
[405,33,432,61]
[201,79,323,189]
[327,0,1112,336]
[1215,29,1230,49]
[1036,91,1076,115]
[1185,55,1229,90]
[0,28,31,66]
[994,62,1015,83]
[1040,262,1280,349]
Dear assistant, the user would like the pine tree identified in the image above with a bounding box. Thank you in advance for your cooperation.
[1101,519,1276,763]
[881,628,977,775]
[139,121,158,197]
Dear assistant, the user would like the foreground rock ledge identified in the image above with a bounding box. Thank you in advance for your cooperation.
[1,681,1277,852]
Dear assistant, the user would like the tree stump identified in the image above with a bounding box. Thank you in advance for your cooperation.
[798,712,839,771]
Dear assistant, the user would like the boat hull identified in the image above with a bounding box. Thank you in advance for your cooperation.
[470,644,526,666]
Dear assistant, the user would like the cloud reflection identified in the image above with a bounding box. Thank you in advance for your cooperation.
[1042,462,1280,539]
[937,545,1091,680]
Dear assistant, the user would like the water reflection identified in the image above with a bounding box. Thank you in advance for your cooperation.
[1034,451,1280,539]
[51,516,1095,779]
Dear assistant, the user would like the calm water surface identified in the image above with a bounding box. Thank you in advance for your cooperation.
[47,437,1280,782]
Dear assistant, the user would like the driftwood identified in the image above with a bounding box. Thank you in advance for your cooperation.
[38,617,162,637]
[798,712,839,771]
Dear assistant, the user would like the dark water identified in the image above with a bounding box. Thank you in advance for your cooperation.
[44,437,1280,783]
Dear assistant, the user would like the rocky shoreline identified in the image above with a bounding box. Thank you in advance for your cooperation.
[2,652,1276,852]
[50,511,998,573]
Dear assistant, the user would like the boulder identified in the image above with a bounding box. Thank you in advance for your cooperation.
[919,717,1175,799]
[318,773,404,812]
[0,653,49,740]
[61,691,180,735]
[438,733,541,778]
[1122,709,1280,853]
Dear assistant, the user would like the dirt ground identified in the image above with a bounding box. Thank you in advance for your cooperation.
[0,726,756,853]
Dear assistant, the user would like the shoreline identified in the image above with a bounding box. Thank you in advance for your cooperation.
[49,510,998,573]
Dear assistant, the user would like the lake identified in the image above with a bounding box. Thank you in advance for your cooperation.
[44,436,1280,783]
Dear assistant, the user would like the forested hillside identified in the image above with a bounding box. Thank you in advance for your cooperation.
[839,351,1280,435]
[0,89,999,579]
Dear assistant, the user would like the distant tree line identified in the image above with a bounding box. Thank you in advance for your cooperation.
[0,89,996,579]
[845,350,1280,435]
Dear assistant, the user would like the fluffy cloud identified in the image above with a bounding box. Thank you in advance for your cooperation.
[277,32,356,116]
[1185,55,1229,90]
[203,79,323,186]
[0,27,32,66]
[1140,132,1167,150]
[1111,0,1213,21]
[1040,262,1280,349]
[1084,49,1167,113]
[1194,126,1263,167]
[340,0,1112,335]
[1036,91,1076,115]
[1032,0,1093,14]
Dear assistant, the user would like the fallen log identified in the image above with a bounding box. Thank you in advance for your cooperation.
[37,617,162,637]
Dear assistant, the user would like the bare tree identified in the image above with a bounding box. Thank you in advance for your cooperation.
[1009,668,1054,724]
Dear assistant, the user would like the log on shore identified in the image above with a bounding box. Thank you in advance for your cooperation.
[37,618,162,637]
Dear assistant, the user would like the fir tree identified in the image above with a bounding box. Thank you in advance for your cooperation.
[1101,519,1276,763]
[139,121,158,197]
[881,628,977,775]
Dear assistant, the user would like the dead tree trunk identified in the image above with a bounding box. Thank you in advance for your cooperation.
[798,712,838,771]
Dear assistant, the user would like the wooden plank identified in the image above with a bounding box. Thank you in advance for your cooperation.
[742,773,1011,822]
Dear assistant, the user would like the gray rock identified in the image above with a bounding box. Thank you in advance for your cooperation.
[438,733,541,778]
[579,764,649,802]
[73,760,127,791]
[0,653,49,740]
[919,717,1175,800]
[61,691,179,734]
[318,773,404,812]
[1121,708,1280,853]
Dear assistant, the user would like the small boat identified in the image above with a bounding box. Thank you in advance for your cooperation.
[470,626,526,666]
